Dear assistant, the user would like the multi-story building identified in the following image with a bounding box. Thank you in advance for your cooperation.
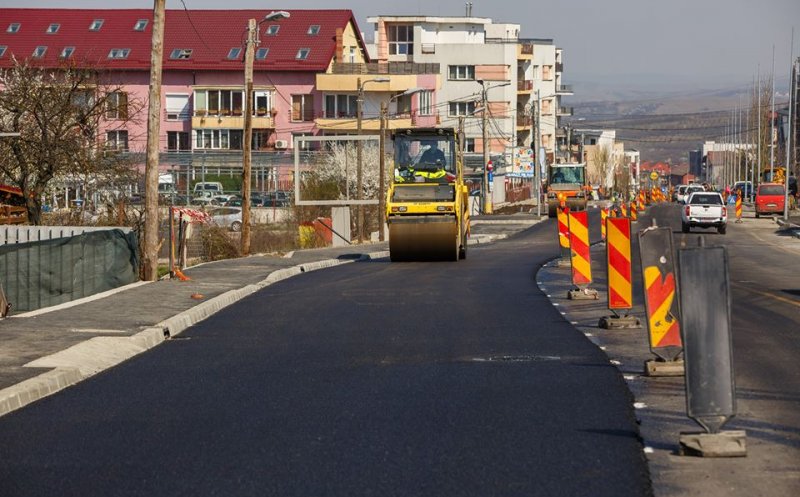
[367,15,573,169]
[0,8,439,185]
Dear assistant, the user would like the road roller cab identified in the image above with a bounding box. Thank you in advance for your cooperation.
[387,128,469,261]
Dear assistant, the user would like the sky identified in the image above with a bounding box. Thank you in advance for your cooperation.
[13,0,800,94]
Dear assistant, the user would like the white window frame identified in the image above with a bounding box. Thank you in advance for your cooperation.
[170,49,192,60]
[165,94,190,121]
[254,91,273,116]
[255,48,269,60]
[418,90,433,116]
[106,92,128,120]
[296,48,310,60]
[307,25,320,35]
[108,48,130,60]
[0,46,7,58]
[89,19,104,31]
[291,94,314,122]
[464,138,476,153]
[106,130,129,151]
[167,131,191,151]
[266,25,279,36]
[324,94,358,118]
[227,48,242,60]
[387,24,413,55]
[448,65,475,81]
[134,19,148,31]
[193,89,244,116]
[33,46,47,58]
[60,46,75,59]
[7,23,20,34]
[46,24,60,34]
[449,101,476,117]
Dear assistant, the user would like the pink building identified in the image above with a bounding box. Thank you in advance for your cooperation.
[0,8,441,178]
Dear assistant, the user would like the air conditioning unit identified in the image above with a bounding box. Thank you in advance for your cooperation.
[274,139,289,149]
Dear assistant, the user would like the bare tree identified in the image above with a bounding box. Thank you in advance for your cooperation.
[0,60,142,224]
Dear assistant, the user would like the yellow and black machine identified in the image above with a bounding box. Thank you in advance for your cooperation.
[386,128,469,261]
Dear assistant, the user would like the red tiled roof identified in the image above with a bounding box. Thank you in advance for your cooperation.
[0,8,365,71]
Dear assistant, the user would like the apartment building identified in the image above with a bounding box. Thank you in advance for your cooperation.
[0,7,443,184]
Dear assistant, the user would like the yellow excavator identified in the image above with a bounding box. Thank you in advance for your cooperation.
[386,128,469,261]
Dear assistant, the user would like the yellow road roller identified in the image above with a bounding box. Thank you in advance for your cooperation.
[386,128,469,261]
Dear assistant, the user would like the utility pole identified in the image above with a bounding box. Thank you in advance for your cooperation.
[378,100,387,242]
[533,91,541,217]
[771,45,776,180]
[356,77,364,242]
[241,18,256,256]
[480,81,492,214]
[144,0,166,281]
[758,68,762,186]
[784,30,794,220]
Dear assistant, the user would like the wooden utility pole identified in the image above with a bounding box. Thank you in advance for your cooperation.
[480,81,492,214]
[241,18,256,256]
[378,101,387,242]
[144,0,166,281]
[356,78,364,242]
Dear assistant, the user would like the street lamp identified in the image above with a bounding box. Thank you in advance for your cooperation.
[476,79,510,214]
[378,87,425,241]
[242,11,290,255]
[355,77,389,243]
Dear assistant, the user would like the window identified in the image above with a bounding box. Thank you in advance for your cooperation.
[542,65,553,80]
[307,25,320,35]
[254,91,272,116]
[349,47,356,63]
[46,24,60,34]
[170,49,192,60]
[193,89,245,116]
[0,46,7,58]
[194,129,243,150]
[324,94,357,118]
[449,101,476,116]
[463,138,476,153]
[291,94,314,121]
[106,130,129,151]
[165,94,190,120]
[167,131,191,151]
[106,92,129,120]
[89,19,104,31]
[418,90,433,116]
[541,99,552,115]
[266,25,279,35]
[256,48,269,60]
[227,48,241,60]
[448,65,475,80]
[108,48,131,59]
[134,19,148,31]
[60,46,75,59]
[296,48,310,60]
[7,23,20,33]
[396,94,412,115]
[33,46,47,58]
[387,24,413,55]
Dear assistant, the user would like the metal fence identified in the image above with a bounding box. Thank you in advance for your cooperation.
[0,228,138,312]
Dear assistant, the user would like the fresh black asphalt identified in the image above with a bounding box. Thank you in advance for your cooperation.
[0,217,653,496]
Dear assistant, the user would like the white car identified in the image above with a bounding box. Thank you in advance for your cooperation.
[208,206,243,231]
[681,191,727,234]
[678,184,704,204]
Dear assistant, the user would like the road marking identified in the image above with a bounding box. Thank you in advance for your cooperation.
[731,282,800,309]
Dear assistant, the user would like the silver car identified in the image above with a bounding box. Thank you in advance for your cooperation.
[208,206,243,232]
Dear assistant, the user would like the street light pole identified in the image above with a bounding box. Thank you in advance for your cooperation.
[379,100,387,241]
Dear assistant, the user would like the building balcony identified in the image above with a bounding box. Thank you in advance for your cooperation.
[192,112,273,129]
[517,43,533,60]
[557,106,573,116]
[517,80,533,93]
[556,84,574,95]
[516,115,533,131]
[315,111,440,132]
[318,63,441,92]
[556,62,563,73]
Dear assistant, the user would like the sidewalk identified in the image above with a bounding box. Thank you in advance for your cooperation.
[0,215,542,417]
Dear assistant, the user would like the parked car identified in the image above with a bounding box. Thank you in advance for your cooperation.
[208,206,243,231]
[193,182,225,195]
[754,183,785,218]
[261,190,292,207]
[672,184,687,202]
[189,196,220,207]
[681,191,727,234]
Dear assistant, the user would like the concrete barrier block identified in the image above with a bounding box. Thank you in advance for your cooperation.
[679,430,747,457]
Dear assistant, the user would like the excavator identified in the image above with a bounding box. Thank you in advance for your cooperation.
[386,128,469,261]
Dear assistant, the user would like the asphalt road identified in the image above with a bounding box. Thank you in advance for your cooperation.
[0,219,653,497]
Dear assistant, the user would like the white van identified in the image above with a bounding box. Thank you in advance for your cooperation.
[193,182,224,194]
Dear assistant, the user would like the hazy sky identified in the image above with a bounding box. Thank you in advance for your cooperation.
[14,0,800,91]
